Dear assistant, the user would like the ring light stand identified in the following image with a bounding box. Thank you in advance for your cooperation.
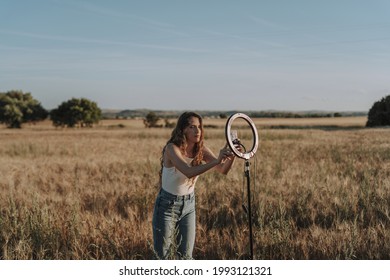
[225,113,259,260]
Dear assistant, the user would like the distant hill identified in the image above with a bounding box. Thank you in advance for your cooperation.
[101,109,367,119]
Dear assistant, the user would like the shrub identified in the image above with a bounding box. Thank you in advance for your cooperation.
[50,98,101,128]
[143,112,160,128]
[366,95,390,127]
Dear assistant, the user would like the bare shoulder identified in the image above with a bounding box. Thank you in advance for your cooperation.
[165,142,180,154]
[163,143,179,167]
[165,142,187,160]
[165,142,174,150]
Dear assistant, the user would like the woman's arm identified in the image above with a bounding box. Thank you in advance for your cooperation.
[165,143,230,178]
[203,145,235,175]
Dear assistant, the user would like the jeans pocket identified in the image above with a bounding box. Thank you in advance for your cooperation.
[157,195,177,216]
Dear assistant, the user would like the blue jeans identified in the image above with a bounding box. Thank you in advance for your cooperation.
[152,188,196,259]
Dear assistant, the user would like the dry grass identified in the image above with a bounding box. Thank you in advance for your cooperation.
[204,116,367,128]
[1,117,390,259]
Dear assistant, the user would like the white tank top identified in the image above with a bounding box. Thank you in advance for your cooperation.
[161,157,199,196]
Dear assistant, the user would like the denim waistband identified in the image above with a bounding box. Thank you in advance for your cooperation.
[160,188,194,201]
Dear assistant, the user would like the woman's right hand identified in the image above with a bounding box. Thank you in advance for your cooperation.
[217,144,233,163]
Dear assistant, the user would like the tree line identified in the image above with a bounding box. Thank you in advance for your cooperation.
[0,90,101,128]
[1,90,389,128]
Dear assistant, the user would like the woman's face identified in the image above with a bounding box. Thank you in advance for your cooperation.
[184,116,202,144]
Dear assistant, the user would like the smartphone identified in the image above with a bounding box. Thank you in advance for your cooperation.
[230,130,240,146]
[230,130,238,142]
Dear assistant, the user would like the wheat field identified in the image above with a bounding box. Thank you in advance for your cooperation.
[1,116,390,260]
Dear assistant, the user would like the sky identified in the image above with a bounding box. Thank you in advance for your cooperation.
[1,0,390,112]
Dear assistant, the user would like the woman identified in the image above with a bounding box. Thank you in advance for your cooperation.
[152,112,236,259]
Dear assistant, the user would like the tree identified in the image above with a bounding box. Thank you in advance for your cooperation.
[0,90,48,128]
[50,98,102,128]
[143,112,160,128]
[333,112,342,118]
[164,118,175,128]
[366,95,390,127]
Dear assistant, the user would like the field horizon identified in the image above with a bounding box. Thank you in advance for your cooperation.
[100,108,367,120]
[0,115,369,130]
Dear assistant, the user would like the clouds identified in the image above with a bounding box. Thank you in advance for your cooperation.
[1,1,390,111]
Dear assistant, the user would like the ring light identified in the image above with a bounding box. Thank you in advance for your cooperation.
[225,113,259,160]
[225,112,259,259]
